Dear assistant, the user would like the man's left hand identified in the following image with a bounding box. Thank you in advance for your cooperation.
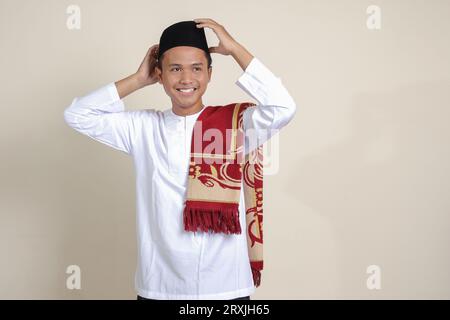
[194,18,239,56]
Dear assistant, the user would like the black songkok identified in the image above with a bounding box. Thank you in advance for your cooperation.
[157,20,210,61]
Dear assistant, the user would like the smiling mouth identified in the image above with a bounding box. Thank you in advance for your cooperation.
[176,88,197,92]
[176,88,198,96]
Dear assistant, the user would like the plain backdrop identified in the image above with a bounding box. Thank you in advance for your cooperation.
[0,0,449,299]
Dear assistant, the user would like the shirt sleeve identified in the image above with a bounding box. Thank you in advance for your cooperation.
[63,82,136,155]
[235,57,297,153]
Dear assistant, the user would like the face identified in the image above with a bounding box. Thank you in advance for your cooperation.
[155,46,212,113]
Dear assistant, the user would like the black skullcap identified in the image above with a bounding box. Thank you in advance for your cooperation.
[157,20,210,61]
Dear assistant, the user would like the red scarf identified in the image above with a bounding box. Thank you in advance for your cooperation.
[183,102,264,287]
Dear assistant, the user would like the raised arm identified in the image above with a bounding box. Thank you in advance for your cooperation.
[194,18,297,150]
[63,44,160,154]
[236,57,297,132]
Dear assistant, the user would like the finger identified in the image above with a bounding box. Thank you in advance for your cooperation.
[195,22,208,27]
[195,19,216,28]
[208,46,218,53]
[206,18,218,24]
[195,18,220,29]
[151,45,159,57]
[146,45,157,57]
[194,18,216,24]
[195,22,216,31]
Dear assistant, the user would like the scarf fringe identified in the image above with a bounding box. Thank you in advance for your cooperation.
[250,261,263,288]
[183,205,242,235]
[251,267,262,288]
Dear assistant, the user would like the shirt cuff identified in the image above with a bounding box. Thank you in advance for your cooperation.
[106,82,125,111]
[235,57,281,104]
[235,57,280,86]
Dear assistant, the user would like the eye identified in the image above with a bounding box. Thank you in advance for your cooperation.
[171,67,180,72]
[194,67,202,71]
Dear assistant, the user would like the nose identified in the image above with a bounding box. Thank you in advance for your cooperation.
[179,69,194,83]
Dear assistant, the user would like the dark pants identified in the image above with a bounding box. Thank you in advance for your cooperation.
[137,295,250,300]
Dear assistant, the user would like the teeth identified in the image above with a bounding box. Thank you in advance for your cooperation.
[177,88,195,92]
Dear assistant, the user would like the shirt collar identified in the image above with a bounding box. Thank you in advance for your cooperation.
[164,106,206,126]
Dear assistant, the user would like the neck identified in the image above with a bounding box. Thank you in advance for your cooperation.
[172,103,205,116]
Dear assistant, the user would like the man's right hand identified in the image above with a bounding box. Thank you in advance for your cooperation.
[115,44,160,99]
[135,44,160,87]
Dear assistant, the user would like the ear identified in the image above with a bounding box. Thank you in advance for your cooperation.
[208,66,212,83]
[155,66,163,84]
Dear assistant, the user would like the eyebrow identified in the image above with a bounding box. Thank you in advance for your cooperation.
[168,62,204,67]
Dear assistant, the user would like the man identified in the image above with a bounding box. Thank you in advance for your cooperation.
[64,18,296,300]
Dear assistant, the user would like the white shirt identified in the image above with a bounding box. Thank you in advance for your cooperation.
[64,57,296,299]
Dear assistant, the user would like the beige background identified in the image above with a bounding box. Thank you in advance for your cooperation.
[1,0,449,299]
